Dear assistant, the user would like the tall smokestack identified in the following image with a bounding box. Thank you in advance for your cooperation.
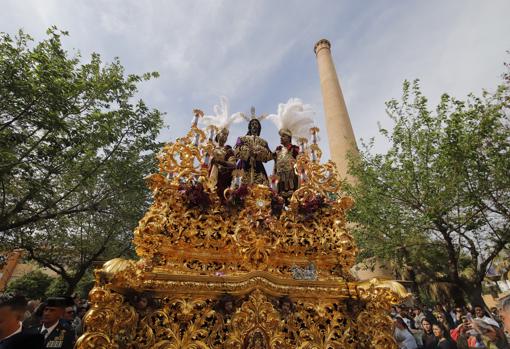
[314,39,358,183]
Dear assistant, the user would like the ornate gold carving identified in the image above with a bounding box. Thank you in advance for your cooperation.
[76,285,138,349]
[355,282,406,348]
[78,284,400,348]
[133,133,357,279]
[356,278,411,300]
[78,121,402,348]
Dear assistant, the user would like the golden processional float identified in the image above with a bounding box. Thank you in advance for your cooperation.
[76,105,408,349]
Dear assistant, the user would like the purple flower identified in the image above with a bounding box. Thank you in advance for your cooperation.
[298,194,327,220]
[270,192,284,217]
[182,182,211,211]
[227,184,250,208]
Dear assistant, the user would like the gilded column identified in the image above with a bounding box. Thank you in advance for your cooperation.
[314,39,358,183]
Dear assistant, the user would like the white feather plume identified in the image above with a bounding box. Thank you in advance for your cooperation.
[267,98,315,140]
[200,96,243,131]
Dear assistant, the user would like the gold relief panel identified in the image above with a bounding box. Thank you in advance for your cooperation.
[77,284,400,349]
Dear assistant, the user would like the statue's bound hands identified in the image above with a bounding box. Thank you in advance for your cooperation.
[252,145,268,160]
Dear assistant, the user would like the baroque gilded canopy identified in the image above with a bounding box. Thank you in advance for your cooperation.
[77,111,407,349]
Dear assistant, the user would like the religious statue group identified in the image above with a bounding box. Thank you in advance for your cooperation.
[201,97,314,203]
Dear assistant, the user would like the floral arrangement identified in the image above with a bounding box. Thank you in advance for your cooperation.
[225,184,250,208]
[179,182,211,211]
[297,194,328,221]
[270,190,285,217]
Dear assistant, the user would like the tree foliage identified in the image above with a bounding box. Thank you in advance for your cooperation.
[347,62,510,305]
[6,270,53,299]
[45,276,68,298]
[75,271,95,299]
[0,28,164,294]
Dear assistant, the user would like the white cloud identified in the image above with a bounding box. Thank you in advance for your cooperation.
[1,0,509,160]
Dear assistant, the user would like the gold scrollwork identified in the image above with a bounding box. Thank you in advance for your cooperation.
[78,285,400,348]
[78,122,402,348]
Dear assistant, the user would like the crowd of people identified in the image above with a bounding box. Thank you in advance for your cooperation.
[0,293,89,349]
[2,290,510,349]
[393,297,510,349]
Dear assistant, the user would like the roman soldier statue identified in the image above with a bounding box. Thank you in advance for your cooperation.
[201,96,242,202]
[268,98,315,202]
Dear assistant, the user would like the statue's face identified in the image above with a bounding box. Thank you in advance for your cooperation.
[224,301,233,313]
[282,302,291,313]
[280,134,291,146]
[217,129,228,145]
[248,120,261,136]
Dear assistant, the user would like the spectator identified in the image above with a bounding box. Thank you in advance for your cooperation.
[432,322,458,349]
[435,311,452,332]
[62,306,81,338]
[71,293,80,308]
[22,301,44,329]
[452,306,465,328]
[397,305,416,329]
[491,307,504,327]
[450,316,477,349]
[413,306,426,330]
[474,305,500,327]
[421,318,437,349]
[79,298,89,308]
[36,297,75,349]
[423,306,438,324]
[499,296,510,333]
[74,306,88,338]
[394,316,418,349]
[24,300,39,321]
[76,306,87,320]
[471,319,509,349]
[62,305,74,323]
[0,294,44,348]
[435,304,455,330]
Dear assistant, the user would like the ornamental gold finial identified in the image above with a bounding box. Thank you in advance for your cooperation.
[191,108,204,127]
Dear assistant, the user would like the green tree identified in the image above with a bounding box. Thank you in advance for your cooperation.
[45,276,67,298]
[0,28,163,295]
[6,270,53,299]
[75,270,95,298]
[347,63,510,306]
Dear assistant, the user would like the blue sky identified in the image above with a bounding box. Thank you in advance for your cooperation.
[2,0,509,161]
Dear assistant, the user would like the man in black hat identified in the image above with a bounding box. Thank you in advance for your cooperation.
[36,297,75,349]
[0,294,44,349]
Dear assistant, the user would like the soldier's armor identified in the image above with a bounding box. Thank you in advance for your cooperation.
[212,146,235,175]
[210,145,235,202]
[274,144,299,200]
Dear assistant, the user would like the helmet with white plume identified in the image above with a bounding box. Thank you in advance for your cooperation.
[200,96,243,135]
[267,98,315,141]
